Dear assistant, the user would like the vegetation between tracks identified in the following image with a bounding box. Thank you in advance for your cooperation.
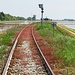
[35,22,75,74]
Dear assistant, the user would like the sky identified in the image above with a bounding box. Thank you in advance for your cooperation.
[0,0,75,19]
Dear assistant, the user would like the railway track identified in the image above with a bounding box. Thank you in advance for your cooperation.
[1,25,55,75]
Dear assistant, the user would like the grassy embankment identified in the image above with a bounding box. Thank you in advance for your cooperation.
[0,25,24,60]
[57,24,75,37]
[0,29,13,59]
[35,22,75,70]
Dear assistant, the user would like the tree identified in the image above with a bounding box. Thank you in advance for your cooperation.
[0,12,25,21]
[44,17,49,21]
[44,17,52,21]
[0,12,5,21]
[27,17,32,20]
[32,15,36,20]
[16,16,25,20]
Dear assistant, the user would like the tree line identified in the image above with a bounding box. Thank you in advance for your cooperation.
[0,12,25,21]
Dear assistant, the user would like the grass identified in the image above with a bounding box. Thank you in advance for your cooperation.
[0,25,23,60]
[0,46,7,59]
[56,24,75,38]
[0,28,16,45]
[55,35,75,65]
[58,24,75,33]
[0,29,13,60]
[35,22,75,66]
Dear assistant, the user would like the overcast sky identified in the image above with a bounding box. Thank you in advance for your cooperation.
[0,0,75,19]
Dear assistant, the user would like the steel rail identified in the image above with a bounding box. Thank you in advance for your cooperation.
[2,25,55,75]
[32,26,55,75]
[1,26,27,75]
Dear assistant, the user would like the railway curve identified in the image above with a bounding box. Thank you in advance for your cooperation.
[2,25,55,75]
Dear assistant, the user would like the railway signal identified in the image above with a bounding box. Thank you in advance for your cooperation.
[52,22,57,37]
[38,4,44,28]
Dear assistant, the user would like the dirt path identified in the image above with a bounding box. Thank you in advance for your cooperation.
[7,25,47,75]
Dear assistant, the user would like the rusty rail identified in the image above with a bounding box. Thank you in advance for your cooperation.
[2,25,55,75]
[32,26,55,75]
[1,26,26,75]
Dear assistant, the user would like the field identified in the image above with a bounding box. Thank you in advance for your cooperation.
[35,22,75,74]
